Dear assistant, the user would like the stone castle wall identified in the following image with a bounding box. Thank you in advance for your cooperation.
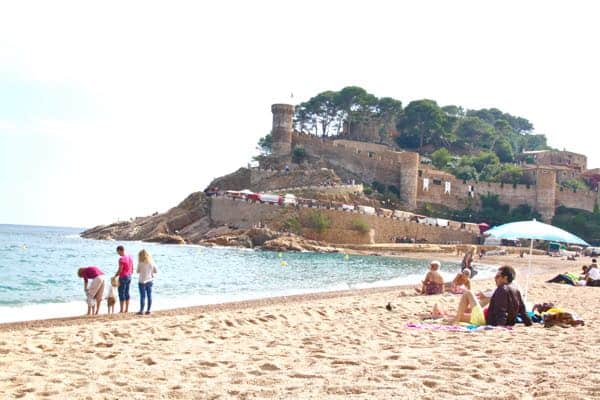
[556,187,599,211]
[292,133,419,207]
[210,197,478,244]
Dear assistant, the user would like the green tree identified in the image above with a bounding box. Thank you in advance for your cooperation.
[561,179,588,192]
[257,133,272,155]
[494,137,514,162]
[472,151,500,172]
[396,99,450,151]
[292,145,307,163]
[442,105,465,117]
[455,117,496,151]
[495,164,523,184]
[452,164,478,181]
[431,148,452,169]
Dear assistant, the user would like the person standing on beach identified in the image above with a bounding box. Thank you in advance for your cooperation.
[77,266,105,315]
[114,245,133,313]
[137,249,158,315]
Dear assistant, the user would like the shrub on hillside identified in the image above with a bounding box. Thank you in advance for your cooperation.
[303,211,331,233]
[350,219,370,234]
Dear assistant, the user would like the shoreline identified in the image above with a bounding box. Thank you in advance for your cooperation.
[0,250,501,328]
[0,251,581,329]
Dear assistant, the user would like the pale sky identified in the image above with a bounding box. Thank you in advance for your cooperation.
[1,1,599,227]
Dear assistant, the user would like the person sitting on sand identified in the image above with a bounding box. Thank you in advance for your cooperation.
[77,266,106,316]
[416,261,444,295]
[453,265,532,326]
[585,262,600,286]
[450,269,471,294]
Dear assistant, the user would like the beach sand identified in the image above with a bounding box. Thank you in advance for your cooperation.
[1,253,599,399]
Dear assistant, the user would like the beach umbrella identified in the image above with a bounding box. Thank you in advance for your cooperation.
[485,219,589,299]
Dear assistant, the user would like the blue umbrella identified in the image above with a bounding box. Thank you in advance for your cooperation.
[485,219,589,300]
[485,219,588,246]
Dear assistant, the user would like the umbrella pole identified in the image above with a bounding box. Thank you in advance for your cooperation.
[525,239,534,301]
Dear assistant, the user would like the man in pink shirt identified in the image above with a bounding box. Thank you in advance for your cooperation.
[114,245,134,313]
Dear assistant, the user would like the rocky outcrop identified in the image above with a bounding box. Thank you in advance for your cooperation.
[81,191,211,244]
[260,235,340,253]
[206,168,252,191]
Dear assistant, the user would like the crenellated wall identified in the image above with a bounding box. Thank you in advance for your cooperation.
[210,196,478,244]
[556,187,599,211]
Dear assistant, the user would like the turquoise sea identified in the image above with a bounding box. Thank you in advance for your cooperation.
[0,224,496,323]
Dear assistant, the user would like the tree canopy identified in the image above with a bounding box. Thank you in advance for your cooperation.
[292,87,549,163]
[294,86,402,137]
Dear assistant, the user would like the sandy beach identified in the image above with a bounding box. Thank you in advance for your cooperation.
[1,253,599,399]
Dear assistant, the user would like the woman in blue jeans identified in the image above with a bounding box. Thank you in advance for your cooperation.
[136,249,158,315]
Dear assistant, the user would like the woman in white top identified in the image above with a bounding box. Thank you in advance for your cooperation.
[137,249,158,315]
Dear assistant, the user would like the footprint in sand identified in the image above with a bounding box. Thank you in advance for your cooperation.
[198,361,219,367]
[142,357,157,365]
[259,363,281,371]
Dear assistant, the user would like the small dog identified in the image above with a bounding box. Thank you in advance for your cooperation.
[107,276,118,314]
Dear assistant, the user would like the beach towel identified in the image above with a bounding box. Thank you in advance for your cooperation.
[405,322,513,332]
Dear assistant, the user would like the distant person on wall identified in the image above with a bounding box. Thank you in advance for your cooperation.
[114,245,134,313]
[137,249,158,315]
[77,266,105,315]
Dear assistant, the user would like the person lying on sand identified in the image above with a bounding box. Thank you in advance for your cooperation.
[416,261,444,295]
[452,265,532,327]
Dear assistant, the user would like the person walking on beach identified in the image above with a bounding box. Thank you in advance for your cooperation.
[137,249,158,315]
[114,245,133,313]
[77,266,105,315]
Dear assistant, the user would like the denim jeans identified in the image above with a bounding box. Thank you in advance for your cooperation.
[118,276,132,301]
[139,281,153,312]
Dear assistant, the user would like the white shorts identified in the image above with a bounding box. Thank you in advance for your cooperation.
[87,275,106,306]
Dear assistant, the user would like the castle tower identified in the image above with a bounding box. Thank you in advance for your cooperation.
[398,152,420,209]
[271,104,295,157]
[535,167,557,222]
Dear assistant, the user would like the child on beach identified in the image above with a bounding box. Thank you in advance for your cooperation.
[450,269,471,294]
[107,276,118,314]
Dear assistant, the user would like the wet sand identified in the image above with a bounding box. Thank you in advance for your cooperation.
[1,253,598,399]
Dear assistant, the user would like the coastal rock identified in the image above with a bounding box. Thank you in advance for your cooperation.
[230,234,253,248]
[246,228,280,246]
[145,233,186,245]
[81,191,211,243]
[261,236,339,253]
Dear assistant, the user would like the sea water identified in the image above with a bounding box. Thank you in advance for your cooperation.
[0,224,496,323]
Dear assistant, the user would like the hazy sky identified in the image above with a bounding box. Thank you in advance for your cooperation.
[1,1,599,227]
